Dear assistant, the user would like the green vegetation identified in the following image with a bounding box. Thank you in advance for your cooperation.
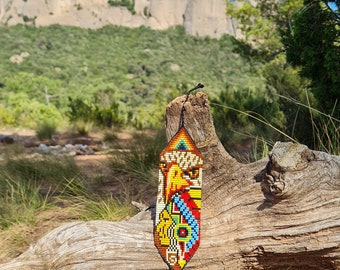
[68,97,121,128]
[0,153,139,260]
[0,24,264,130]
[108,0,135,14]
[281,0,340,116]
[0,156,80,228]
[224,0,339,156]
[36,122,57,140]
[0,19,338,155]
[0,1,338,145]
[227,0,303,60]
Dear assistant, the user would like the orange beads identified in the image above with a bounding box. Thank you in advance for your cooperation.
[154,127,203,269]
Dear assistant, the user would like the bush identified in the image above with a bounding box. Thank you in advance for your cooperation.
[36,122,57,140]
[212,84,339,157]
[212,85,286,145]
[72,119,94,136]
[1,92,64,128]
[108,0,135,14]
[261,61,315,144]
[0,107,15,125]
[68,96,124,129]
[1,72,66,108]
[281,0,340,116]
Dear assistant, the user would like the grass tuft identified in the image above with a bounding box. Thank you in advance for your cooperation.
[76,194,137,221]
[109,129,166,186]
[0,152,140,262]
[211,95,339,161]
[0,177,49,228]
[0,156,81,229]
[36,122,57,140]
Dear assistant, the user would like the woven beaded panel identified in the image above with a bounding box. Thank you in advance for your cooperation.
[154,127,203,269]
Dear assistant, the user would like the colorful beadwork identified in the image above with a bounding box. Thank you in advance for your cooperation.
[154,127,203,269]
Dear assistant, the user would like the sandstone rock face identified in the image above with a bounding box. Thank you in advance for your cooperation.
[0,0,239,38]
[134,0,151,17]
[184,0,236,38]
[147,0,188,29]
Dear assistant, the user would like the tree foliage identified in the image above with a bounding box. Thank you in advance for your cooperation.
[281,0,340,115]
[224,0,339,154]
[226,0,303,60]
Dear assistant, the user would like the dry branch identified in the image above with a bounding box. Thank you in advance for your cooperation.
[1,92,339,270]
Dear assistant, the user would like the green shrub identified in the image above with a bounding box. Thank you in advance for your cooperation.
[1,91,64,128]
[212,85,286,145]
[108,0,135,14]
[93,102,121,127]
[0,107,15,125]
[212,89,339,158]
[67,98,95,123]
[261,61,317,146]
[1,72,66,108]
[73,119,94,136]
[68,97,123,129]
[281,0,340,116]
[36,122,57,140]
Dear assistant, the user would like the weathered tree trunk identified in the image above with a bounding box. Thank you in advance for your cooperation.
[1,92,339,270]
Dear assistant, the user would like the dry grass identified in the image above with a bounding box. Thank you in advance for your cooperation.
[0,206,77,264]
[0,129,157,263]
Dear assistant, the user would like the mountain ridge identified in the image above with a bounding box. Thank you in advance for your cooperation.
[0,0,241,38]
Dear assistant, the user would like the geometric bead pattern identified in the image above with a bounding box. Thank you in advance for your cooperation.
[172,194,199,252]
[154,127,202,270]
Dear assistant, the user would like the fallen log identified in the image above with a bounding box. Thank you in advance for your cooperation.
[1,92,339,270]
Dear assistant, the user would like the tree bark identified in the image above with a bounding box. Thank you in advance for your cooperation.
[1,92,339,270]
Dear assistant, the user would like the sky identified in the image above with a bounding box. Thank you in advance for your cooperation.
[327,1,339,11]
[226,0,339,13]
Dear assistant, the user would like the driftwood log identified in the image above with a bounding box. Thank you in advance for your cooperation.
[1,92,339,270]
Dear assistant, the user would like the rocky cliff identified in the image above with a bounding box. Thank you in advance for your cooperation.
[0,0,238,38]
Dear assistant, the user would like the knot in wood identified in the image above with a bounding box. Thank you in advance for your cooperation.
[269,142,315,172]
[263,171,287,198]
[261,142,316,199]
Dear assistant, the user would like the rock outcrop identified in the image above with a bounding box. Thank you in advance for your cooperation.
[184,0,237,38]
[0,0,238,38]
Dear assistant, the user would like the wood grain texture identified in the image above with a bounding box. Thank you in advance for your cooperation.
[1,92,339,270]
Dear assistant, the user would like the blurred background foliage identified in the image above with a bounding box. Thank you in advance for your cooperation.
[0,0,339,156]
[0,25,263,129]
